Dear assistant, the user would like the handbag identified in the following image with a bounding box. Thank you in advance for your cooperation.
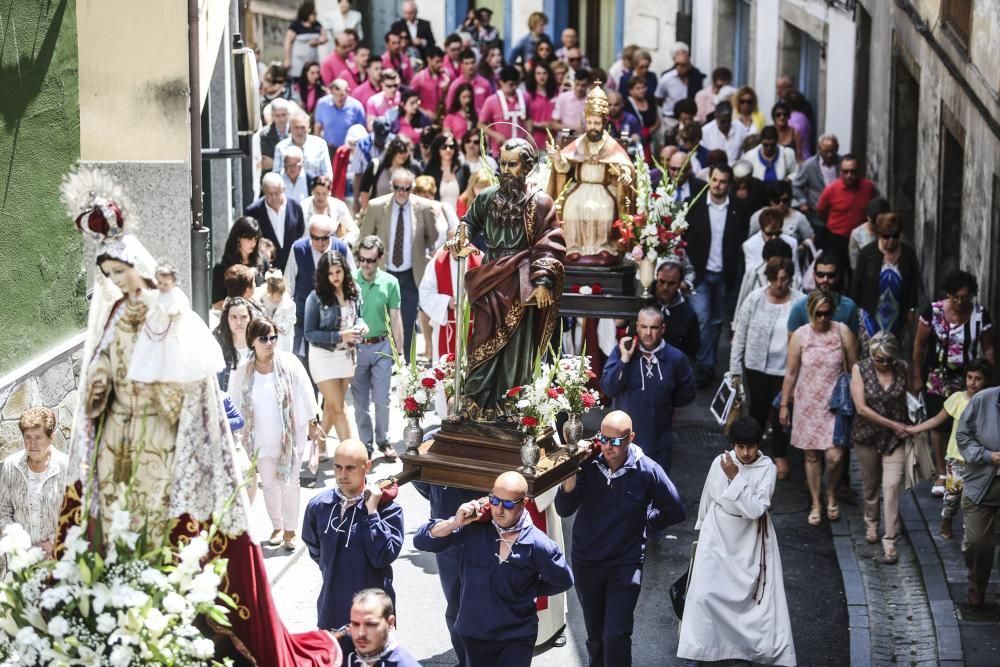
[904,431,936,490]
[307,418,326,476]
[669,540,698,619]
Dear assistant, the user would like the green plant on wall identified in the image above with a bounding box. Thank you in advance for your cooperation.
[0,0,86,373]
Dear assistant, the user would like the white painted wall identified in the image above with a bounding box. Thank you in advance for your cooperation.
[823,8,855,147]
[753,0,780,118]
[625,0,680,75]
[691,0,714,76]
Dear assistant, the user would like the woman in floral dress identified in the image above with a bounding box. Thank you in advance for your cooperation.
[780,289,858,526]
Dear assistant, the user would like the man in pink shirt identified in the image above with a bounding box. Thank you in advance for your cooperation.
[365,69,402,129]
[380,30,414,84]
[321,33,358,88]
[410,46,451,118]
[478,66,532,154]
[552,69,592,136]
[352,59,383,109]
[441,33,463,80]
[444,49,492,113]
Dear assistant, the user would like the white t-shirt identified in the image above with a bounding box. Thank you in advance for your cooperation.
[251,373,285,459]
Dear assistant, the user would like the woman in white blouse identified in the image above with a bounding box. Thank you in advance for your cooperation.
[230,317,317,551]
[730,257,802,480]
[0,407,69,568]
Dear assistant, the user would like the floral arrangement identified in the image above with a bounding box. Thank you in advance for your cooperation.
[568,283,603,296]
[554,355,601,414]
[431,353,457,399]
[613,153,707,263]
[389,331,439,420]
[504,362,571,436]
[0,483,234,666]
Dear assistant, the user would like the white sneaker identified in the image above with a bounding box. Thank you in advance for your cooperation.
[931,476,946,498]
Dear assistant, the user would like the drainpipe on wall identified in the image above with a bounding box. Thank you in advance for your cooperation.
[189,0,210,321]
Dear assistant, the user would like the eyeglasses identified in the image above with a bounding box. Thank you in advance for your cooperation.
[738,98,753,105]
[880,232,901,240]
[393,184,413,192]
[310,234,332,241]
[488,494,526,510]
[257,334,279,344]
[814,310,834,319]
[358,256,379,264]
[814,270,837,279]
[773,111,788,118]
[594,432,632,447]
[441,144,457,150]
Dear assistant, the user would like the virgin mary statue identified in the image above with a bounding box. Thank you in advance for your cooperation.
[58,166,341,666]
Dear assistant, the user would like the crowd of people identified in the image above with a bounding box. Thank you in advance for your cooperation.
[3,3,999,666]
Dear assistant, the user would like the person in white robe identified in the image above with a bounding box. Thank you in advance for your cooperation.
[677,416,797,666]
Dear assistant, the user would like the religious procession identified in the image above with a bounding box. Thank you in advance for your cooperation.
[2,2,1000,666]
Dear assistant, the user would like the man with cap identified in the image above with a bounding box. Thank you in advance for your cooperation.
[301,439,404,635]
[556,410,686,667]
[413,471,574,667]
[344,588,421,667]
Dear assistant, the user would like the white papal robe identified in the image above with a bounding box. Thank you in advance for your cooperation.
[677,452,797,666]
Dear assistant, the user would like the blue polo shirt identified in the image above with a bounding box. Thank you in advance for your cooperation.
[354,268,400,337]
[314,94,366,147]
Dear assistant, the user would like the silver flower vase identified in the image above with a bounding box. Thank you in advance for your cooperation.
[639,257,655,300]
[520,434,540,476]
[403,417,423,455]
[562,412,584,446]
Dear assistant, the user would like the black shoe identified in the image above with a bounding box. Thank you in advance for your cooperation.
[695,367,715,389]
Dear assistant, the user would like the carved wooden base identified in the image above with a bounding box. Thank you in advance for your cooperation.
[398,418,589,495]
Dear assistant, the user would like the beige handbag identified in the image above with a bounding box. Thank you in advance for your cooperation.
[904,431,936,490]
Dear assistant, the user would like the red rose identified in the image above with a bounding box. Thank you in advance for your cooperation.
[445,353,456,362]
[581,393,597,408]
[547,388,560,399]
[434,368,446,380]
[421,377,436,389]
[521,416,539,427]
[403,397,420,412]
[557,387,565,394]
[591,284,604,295]
[506,386,522,397]
[570,283,581,293]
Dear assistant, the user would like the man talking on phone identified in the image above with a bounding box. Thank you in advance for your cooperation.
[600,306,696,476]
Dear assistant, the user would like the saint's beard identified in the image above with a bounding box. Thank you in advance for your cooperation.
[586,129,603,143]
[494,171,528,226]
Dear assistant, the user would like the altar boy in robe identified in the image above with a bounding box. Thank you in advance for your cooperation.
[413,471,574,667]
[600,306,696,475]
[677,417,797,666]
[302,440,405,637]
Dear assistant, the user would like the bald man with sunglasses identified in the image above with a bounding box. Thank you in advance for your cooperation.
[556,410,686,667]
[413,471,574,666]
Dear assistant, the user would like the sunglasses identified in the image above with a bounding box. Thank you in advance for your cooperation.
[488,494,526,510]
[814,270,837,279]
[880,232,901,239]
[310,234,332,241]
[773,112,788,118]
[393,184,413,192]
[358,256,379,264]
[257,334,279,344]
[594,432,632,447]
[441,144,457,150]
[738,98,753,105]
[814,310,834,319]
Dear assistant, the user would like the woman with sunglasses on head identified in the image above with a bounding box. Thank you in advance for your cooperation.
[357,134,422,211]
[771,101,802,163]
[850,212,921,346]
[911,270,995,492]
[731,85,765,134]
[424,131,468,210]
[304,251,366,458]
[849,331,910,563]
[781,289,859,526]
[230,317,318,551]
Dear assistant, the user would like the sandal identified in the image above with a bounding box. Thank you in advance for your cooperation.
[808,507,822,526]
[827,504,841,522]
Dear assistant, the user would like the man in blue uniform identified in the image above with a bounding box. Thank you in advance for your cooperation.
[556,410,686,667]
[302,439,404,633]
[413,471,574,666]
[600,306,696,475]
[345,588,421,666]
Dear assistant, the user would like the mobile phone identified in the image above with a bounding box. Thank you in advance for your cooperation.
[624,321,637,351]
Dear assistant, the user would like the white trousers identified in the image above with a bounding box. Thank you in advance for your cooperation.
[258,456,300,532]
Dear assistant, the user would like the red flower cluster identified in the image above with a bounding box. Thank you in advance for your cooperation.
[521,416,539,427]
[403,397,420,412]
[444,353,456,363]
[421,377,437,389]
[433,368,446,380]
[506,386,522,397]
[581,393,598,408]
[546,388,560,399]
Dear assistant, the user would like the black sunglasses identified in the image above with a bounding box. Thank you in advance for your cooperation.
[358,256,379,264]
[310,234,332,241]
[393,185,413,192]
[814,310,834,319]
[594,432,632,447]
[488,494,526,510]
[880,232,901,240]
[814,270,837,279]
[257,334,279,344]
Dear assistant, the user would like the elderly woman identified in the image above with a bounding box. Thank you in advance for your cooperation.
[850,331,910,563]
[230,317,317,550]
[0,407,69,565]
[731,257,803,480]
[781,289,859,526]
[850,212,921,345]
[911,269,995,493]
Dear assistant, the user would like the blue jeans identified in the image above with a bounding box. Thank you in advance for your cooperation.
[688,270,727,371]
[351,339,392,448]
